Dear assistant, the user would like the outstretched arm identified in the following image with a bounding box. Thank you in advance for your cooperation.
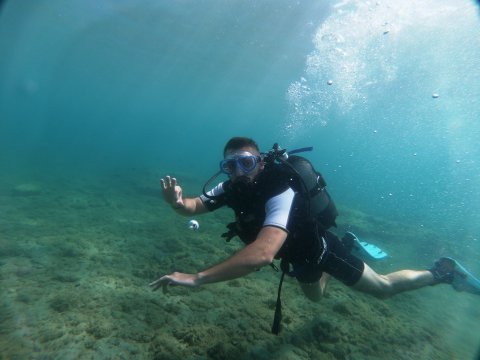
[149,226,288,290]
[160,175,208,215]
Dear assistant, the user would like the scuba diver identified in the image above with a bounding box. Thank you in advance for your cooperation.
[150,136,480,334]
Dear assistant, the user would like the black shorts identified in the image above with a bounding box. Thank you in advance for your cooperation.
[291,231,365,286]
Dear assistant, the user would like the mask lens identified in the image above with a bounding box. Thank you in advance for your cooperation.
[238,156,256,171]
[220,159,237,174]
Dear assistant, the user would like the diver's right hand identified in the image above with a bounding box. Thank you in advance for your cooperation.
[149,272,200,291]
[160,175,185,209]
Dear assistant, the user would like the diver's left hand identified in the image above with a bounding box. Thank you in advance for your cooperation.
[149,272,199,291]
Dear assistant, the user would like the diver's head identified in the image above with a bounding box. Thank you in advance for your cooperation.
[220,137,264,183]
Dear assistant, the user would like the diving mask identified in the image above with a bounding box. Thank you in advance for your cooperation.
[219,152,262,175]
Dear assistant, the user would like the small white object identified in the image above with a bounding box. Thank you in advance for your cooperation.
[327,80,333,85]
[188,219,199,231]
[432,93,439,98]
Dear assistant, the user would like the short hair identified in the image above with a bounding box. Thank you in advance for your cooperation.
[223,137,260,156]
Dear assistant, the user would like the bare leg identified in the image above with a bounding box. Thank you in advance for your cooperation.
[353,263,435,298]
[299,273,331,302]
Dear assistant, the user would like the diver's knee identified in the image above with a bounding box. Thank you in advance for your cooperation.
[299,282,323,302]
[354,273,393,299]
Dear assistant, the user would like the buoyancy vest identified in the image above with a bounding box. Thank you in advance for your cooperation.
[221,155,338,265]
[282,155,337,229]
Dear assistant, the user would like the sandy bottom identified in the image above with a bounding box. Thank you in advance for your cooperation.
[1,169,479,359]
